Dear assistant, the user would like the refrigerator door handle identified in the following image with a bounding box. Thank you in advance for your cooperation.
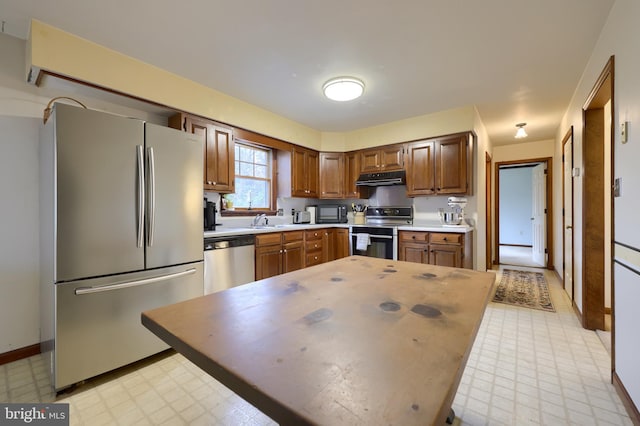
[147,146,156,247]
[136,145,145,248]
[74,268,197,295]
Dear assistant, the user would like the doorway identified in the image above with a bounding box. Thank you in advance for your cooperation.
[562,127,574,302]
[581,56,614,337]
[495,158,553,270]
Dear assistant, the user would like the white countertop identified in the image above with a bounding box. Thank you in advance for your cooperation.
[204,221,472,238]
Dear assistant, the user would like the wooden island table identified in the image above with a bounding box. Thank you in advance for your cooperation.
[142,256,494,425]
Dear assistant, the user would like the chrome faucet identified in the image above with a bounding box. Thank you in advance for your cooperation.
[252,213,268,227]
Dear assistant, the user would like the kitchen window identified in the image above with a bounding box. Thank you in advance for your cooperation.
[224,142,274,212]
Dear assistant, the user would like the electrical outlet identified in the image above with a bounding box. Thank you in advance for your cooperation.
[614,178,621,197]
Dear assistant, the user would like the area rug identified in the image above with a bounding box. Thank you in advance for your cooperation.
[492,269,555,312]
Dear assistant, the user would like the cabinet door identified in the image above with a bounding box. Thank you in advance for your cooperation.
[335,229,350,259]
[435,134,468,194]
[360,149,381,172]
[399,242,429,264]
[210,126,234,192]
[306,149,320,198]
[322,229,336,262]
[406,141,436,196]
[320,153,344,198]
[283,240,305,273]
[380,145,404,171]
[429,245,462,268]
[344,152,367,199]
[255,245,282,280]
[292,147,319,198]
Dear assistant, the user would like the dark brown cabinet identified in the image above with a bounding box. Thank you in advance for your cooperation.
[305,229,324,267]
[359,144,405,173]
[334,228,350,259]
[255,231,304,280]
[406,133,471,196]
[322,228,336,263]
[291,146,319,198]
[319,153,344,198]
[169,113,234,193]
[398,230,472,269]
[319,152,368,199]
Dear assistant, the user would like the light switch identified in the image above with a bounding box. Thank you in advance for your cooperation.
[614,178,621,197]
[621,121,629,144]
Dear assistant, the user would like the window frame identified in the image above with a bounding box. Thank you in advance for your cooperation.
[221,139,277,217]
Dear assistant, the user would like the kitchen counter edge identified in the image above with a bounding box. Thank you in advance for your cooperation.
[204,223,472,238]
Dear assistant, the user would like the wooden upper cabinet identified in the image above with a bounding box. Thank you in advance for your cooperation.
[169,113,235,193]
[435,134,468,194]
[319,152,345,199]
[291,146,319,198]
[406,132,471,197]
[406,141,436,196]
[359,144,404,173]
[344,152,368,199]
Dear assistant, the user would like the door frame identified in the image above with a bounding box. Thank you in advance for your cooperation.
[494,157,554,270]
[485,152,492,270]
[561,126,574,301]
[581,56,614,333]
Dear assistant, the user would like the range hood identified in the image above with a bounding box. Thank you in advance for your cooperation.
[355,170,406,186]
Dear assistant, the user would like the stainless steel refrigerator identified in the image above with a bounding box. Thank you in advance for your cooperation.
[39,104,204,391]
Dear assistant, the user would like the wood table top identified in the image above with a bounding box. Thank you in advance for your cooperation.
[142,256,495,425]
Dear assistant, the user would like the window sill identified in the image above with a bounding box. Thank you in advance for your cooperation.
[221,209,277,217]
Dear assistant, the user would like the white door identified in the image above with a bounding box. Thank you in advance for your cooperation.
[532,163,547,266]
[563,140,574,300]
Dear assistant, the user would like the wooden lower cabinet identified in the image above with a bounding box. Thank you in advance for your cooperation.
[334,228,350,260]
[305,229,324,267]
[255,231,304,280]
[398,231,472,269]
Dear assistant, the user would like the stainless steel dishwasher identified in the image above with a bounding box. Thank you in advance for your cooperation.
[204,234,256,294]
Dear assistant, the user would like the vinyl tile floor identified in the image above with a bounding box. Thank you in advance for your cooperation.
[0,267,633,425]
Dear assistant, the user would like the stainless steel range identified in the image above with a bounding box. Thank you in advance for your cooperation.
[349,206,413,260]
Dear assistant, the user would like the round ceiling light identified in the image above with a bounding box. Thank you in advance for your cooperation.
[323,77,365,102]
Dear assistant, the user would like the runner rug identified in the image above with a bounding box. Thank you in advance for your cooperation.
[492,269,555,312]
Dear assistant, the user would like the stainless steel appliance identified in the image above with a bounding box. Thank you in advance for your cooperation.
[39,104,204,391]
[438,197,468,226]
[349,206,413,260]
[204,235,255,294]
[355,170,406,186]
[305,206,317,224]
[293,210,311,224]
[315,204,348,224]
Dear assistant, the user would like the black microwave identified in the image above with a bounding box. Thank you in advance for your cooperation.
[315,204,348,224]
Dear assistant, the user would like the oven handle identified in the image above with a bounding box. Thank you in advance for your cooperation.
[355,234,394,240]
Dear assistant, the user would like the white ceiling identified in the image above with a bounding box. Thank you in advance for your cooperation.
[0,0,614,145]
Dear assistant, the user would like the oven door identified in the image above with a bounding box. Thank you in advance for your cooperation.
[350,227,396,260]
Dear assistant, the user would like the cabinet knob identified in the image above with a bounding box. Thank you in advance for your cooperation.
[314,256,318,260]
[412,235,416,239]
[284,249,287,253]
[443,237,448,241]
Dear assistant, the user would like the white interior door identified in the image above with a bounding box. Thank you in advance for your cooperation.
[532,163,547,266]
[563,140,574,299]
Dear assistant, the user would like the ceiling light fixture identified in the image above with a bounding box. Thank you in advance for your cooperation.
[323,77,364,102]
[515,122,528,139]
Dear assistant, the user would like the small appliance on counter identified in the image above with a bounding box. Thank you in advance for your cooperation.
[439,197,467,226]
[305,206,317,224]
[293,210,311,224]
[315,204,348,224]
[204,199,219,231]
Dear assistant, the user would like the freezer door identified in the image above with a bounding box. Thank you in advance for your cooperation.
[52,262,204,390]
[145,123,204,268]
[54,104,145,282]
